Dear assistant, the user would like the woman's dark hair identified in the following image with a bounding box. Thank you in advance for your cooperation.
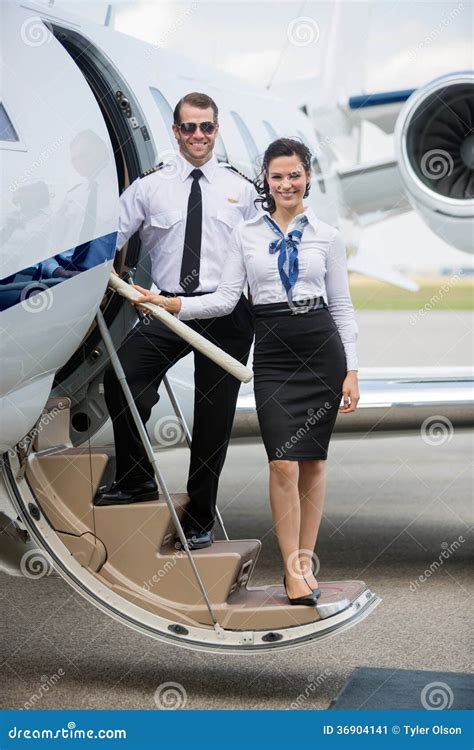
[255,138,312,213]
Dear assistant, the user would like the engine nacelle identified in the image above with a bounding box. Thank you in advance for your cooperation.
[395,71,473,253]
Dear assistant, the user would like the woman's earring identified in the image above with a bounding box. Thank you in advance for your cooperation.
[303,182,311,198]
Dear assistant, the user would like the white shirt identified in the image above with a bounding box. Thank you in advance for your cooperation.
[116,153,259,292]
[179,207,359,371]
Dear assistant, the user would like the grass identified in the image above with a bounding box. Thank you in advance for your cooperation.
[349,274,474,311]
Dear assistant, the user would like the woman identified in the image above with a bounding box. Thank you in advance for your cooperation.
[134,138,360,606]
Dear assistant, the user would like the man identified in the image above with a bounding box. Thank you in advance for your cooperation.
[96,92,258,550]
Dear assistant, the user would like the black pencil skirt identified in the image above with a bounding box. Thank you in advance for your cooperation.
[252,303,347,461]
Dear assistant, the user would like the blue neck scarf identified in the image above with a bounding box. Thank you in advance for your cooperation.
[263,213,309,301]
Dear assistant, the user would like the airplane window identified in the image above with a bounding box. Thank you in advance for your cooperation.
[149,87,174,133]
[214,132,228,163]
[230,110,259,168]
[296,129,326,193]
[0,102,19,142]
[263,120,279,141]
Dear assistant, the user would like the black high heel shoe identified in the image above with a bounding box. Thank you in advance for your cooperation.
[303,575,322,599]
[283,576,318,606]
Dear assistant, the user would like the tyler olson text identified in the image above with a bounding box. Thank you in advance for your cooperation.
[404,725,462,736]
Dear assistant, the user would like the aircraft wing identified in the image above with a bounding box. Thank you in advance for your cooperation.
[333,158,411,220]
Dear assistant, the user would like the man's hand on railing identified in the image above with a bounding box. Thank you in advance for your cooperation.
[107,273,253,383]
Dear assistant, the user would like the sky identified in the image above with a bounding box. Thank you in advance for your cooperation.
[36,0,473,273]
[39,1,472,92]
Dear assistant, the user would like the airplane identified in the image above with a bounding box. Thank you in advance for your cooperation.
[0,0,472,652]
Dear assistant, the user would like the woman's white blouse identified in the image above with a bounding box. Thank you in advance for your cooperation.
[178,207,359,371]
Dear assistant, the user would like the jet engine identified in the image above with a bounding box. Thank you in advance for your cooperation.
[394,71,474,253]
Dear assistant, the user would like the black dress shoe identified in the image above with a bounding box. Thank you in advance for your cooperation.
[94,480,159,506]
[283,576,318,606]
[175,529,214,550]
[303,575,322,599]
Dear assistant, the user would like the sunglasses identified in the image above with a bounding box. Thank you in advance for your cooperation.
[177,121,217,135]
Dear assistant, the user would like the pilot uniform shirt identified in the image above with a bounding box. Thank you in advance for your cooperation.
[178,207,359,371]
[116,153,259,294]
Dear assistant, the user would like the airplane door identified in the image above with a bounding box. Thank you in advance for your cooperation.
[0,3,119,449]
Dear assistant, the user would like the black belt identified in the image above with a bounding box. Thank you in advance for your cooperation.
[159,290,210,298]
[254,297,327,318]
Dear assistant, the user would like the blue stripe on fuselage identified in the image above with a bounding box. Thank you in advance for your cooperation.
[0,231,117,312]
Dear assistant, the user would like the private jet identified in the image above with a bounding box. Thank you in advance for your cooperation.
[0,1,472,652]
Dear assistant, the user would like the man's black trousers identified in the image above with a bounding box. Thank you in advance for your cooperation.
[103,295,254,533]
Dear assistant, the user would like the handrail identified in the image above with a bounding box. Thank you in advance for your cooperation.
[108,274,253,383]
[118,271,231,539]
[95,309,218,627]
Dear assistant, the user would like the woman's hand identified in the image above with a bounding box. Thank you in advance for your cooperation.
[339,370,360,413]
[131,285,182,314]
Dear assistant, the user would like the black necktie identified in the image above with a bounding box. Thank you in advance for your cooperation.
[180,168,203,293]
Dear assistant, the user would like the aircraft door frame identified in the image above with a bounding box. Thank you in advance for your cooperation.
[47,22,158,446]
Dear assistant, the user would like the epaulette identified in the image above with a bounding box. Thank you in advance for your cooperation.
[140,161,165,179]
[221,163,256,186]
